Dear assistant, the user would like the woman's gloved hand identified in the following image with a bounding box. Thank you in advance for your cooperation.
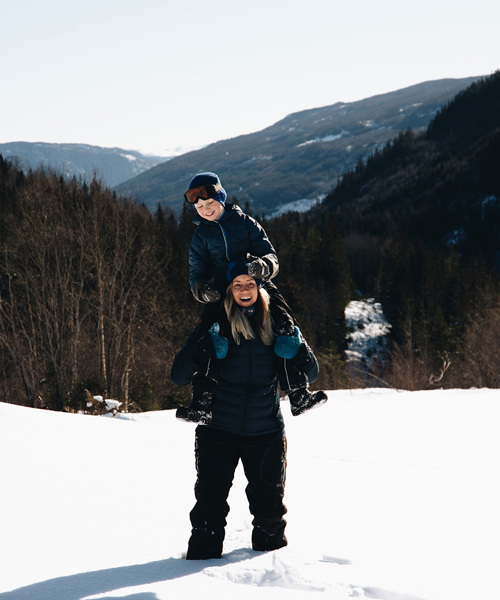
[274,326,303,359]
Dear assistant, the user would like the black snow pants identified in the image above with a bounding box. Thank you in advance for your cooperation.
[186,427,288,559]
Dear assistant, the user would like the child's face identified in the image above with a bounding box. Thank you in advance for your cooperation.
[194,198,224,221]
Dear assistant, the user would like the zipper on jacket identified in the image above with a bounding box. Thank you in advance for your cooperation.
[216,220,230,261]
[240,341,253,434]
[282,357,291,390]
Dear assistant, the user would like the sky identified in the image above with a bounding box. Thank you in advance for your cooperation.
[1,0,498,156]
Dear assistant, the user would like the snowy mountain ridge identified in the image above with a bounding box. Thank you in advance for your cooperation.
[0,141,168,187]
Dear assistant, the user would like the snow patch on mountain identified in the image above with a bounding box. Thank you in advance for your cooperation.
[297,132,348,147]
[269,197,323,218]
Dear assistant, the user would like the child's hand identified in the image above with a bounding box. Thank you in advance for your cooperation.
[200,283,221,303]
[246,254,271,279]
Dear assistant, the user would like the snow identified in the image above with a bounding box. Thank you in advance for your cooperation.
[345,299,391,372]
[244,156,273,163]
[269,197,322,218]
[1,385,500,600]
[297,133,347,147]
[119,153,137,162]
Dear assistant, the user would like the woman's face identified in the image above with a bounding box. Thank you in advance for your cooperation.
[231,274,259,307]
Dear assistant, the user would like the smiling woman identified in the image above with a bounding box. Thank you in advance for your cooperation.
[170,260,326,559]
[179,172,327,429]
[223,263,274,347]
[231,274,259,307]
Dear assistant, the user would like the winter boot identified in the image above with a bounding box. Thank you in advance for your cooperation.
[252,523,288,552]
[288,387,328,417]
[186,526,224,560]
[176,372,216,425]
[284,364,328,417]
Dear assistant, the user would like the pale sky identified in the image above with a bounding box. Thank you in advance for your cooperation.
[1,0,498,156]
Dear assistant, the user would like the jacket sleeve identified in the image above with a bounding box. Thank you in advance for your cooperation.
[188,230,211,297]
[302,343,320,383]
[289,340,320,383]
[245,215,279,279]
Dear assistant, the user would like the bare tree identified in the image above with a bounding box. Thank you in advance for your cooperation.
[86,180,158,405]
[461,306,500,387]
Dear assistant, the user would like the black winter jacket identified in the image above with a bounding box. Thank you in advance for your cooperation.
[171,314,321,436]
[214,331,284,436]
[189,203,279,302]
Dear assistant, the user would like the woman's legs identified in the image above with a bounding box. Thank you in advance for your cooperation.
[240,431,288,551]
[187,428,288,557]
[187,427,240,559]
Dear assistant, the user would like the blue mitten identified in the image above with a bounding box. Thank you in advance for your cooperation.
[274,326,303,359]
[208,323,228,359]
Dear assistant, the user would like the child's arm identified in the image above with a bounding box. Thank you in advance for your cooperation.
[266,283,296,335]
[188,230,221,303]
[244,215,279,279]
[192,280,221,303]
[247,254,277,280]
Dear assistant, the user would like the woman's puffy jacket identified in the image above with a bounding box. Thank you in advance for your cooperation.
[171,315,320,437]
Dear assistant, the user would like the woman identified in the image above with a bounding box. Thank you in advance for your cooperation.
[171,261,325,559]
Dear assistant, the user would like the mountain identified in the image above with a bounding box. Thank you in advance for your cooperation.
[0,142,168,187]
[315,71,500,266]
[115,76,483,216]
[295,71,500,380]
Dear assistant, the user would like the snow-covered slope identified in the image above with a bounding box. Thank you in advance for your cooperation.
[1,387,499,600]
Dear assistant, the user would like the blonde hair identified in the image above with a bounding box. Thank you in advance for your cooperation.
[224,284,274,346]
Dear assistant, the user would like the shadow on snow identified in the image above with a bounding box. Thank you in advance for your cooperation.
[0,549,256,600]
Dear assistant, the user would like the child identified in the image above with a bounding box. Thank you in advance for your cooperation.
[175,172,327,423]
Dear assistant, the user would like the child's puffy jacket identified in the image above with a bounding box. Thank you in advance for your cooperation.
[189,203,279,302]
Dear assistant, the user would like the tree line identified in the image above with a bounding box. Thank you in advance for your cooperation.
[312,71,500,389]
[2,74,499,411]
[0,158,200,411]
[0,158,354,411]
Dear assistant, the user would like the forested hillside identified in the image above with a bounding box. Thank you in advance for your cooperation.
[303,71,500,389]
[0,161,196,410]
[1,73,499,412]
[0,159,352,410]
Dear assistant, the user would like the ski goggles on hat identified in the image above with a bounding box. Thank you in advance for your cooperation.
[184,182,222,204]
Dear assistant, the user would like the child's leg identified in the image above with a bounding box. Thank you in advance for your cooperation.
[281,359,327,417]
[199,300,223,332]
[175,306,220,425]
[266,287,324,414]
[264,282,296,336]
[176,318,227,425]
[275,337,328,417]
[176,360,219,424]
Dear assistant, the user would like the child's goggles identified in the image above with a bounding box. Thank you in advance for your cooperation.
[184,183,222,204]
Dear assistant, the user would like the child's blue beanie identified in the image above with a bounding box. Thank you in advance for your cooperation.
[188,172,227,206]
